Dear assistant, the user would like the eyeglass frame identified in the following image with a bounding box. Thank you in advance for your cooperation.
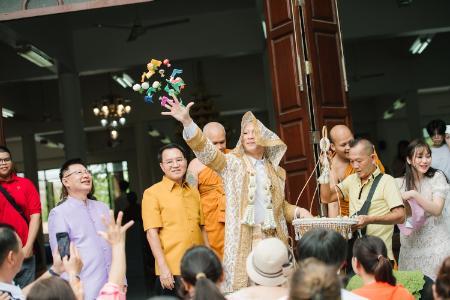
[0,157,12,164]
[63,169,92,178]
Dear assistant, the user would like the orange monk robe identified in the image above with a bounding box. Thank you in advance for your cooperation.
[198,152,229,260]
[337,151,385,216]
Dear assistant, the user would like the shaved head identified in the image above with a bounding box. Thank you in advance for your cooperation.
[203,122,227,152]
[329,125,354,160]
[329,125,352,143]
[203,122,225,137]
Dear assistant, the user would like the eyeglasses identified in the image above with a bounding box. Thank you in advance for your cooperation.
[0,157,12,164]
[64,169,92,178]
[162,157,185,167]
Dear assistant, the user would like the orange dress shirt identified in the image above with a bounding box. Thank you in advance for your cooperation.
[142,176,204,275]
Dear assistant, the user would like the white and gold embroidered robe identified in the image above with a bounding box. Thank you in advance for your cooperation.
[184,112,297,292]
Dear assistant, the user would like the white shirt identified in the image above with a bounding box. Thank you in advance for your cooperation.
[248,156,270,224]
[183,121,271,224]
[0,281,25,300]
[431,144,450,180]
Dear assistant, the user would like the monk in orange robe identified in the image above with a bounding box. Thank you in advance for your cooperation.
[186,122,228,259]
[323,125,385,217]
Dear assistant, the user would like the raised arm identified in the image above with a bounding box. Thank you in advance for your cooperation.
[98,212,134,287]
[161,96,227,173]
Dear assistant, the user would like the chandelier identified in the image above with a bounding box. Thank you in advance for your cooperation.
[92,96,131,139]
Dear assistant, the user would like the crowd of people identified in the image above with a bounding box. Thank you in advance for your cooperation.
[0,96,449,300]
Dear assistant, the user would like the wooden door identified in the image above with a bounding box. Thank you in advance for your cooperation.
[264,0,317,213]
[302,0,352,130]
[264,0,351,215]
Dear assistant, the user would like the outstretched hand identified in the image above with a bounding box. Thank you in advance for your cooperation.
[98,211,134,247]
[160,95,194,126]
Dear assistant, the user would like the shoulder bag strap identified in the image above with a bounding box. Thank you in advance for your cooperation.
[0,184,28,224]
[356,173,383,235]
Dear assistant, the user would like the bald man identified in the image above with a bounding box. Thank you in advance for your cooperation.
[323,125,385,217]
[186,122,228,259]
[321,138,404,262]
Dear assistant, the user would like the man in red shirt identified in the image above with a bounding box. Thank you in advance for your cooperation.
[0,146,41,287]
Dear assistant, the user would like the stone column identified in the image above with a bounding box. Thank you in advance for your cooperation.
[58,72,87,161]
[21,132,38,187]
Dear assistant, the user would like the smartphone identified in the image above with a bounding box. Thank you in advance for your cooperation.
[56,232,70,259]
[446,125,450,134]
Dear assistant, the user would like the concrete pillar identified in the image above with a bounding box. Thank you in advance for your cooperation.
[58,72,87,161]
[405,90,422,139]
[21,133,38,188]
[133,122,154,197]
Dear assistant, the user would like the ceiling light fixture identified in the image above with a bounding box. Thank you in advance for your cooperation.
[112,75,128,88]
[1,108,15,118]
[16,44,54,67]
[112,73,135,88]
[92,96,131,140]
[409,35,433,55]
[392,98,406,110]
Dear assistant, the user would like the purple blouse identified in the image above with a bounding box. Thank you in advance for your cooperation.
[48,196,112,300]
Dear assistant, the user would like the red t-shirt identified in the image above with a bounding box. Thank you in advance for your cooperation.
[0,174,41,246]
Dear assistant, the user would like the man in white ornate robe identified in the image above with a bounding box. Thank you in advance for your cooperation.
[162,99,311,292]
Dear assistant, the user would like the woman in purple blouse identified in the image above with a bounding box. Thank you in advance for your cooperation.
[48,159,112,300]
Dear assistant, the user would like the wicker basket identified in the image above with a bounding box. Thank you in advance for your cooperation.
[292,217,358,240]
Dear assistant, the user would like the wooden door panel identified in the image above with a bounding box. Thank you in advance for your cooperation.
[310,0,335,22]
[285,170,315,209]
[265,0,292,30]
[314,32,346,106]
[280,120,307,163]
[271,35,303,113]
[265,0,316,212]
[303,0,351,132]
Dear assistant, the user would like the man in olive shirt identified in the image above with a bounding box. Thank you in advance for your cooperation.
[321,138,405,260]
[142,143,208,296]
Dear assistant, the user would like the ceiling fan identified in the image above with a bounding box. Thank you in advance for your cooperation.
[95,16,190,42]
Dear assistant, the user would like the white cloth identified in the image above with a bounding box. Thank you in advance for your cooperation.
[249,157,270,224]
[185,122,273,225]
[431,144,450,181]
[396,171,450,280]
[0,281,25,300]
[341,289,368,300]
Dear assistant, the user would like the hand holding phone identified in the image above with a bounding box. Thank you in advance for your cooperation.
[56,232,70,259]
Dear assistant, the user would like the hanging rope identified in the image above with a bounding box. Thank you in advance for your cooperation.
[317,126,331,184]
[294,126,331,210]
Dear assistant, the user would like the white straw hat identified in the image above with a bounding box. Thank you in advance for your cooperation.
[246,238,292,287]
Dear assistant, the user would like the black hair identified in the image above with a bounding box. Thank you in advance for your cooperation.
[27,276,77,300]
[119,180,129,192]
[296,228,347,270]
[435,256,450,299]
[158,143,187,163]
[180,246,225,300]
[426,119,446,137]
[0,224,20,266]
[402,140,448,191]
[0,146,11,158]
[353,235,396,286]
